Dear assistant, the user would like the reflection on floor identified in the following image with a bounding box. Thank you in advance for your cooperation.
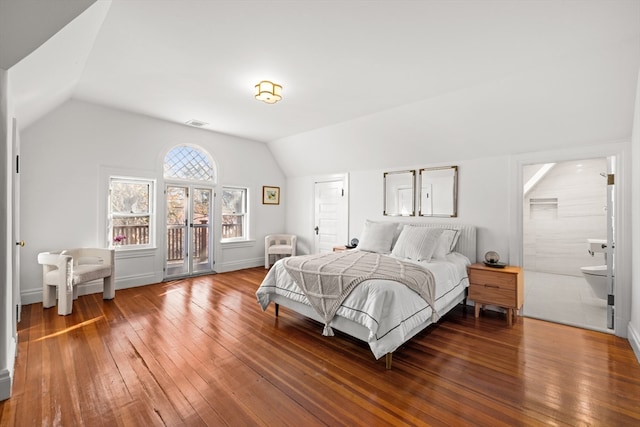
[522,270,612,333]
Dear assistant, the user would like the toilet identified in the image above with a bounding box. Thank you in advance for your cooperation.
[580,265,609,299]
[581,239,612,300]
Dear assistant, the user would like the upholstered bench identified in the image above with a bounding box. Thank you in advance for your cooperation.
[37,248,115,315]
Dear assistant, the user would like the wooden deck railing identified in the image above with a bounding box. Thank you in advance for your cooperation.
[114,223,242,261]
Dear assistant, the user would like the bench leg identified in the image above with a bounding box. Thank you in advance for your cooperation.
[103,276,115,300]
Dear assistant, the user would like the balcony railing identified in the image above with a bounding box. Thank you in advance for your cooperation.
[113,225,149,246]
[166,226,209,262]
[113,223,243,262]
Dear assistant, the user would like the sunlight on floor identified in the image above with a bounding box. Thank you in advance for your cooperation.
[34,316,105,342]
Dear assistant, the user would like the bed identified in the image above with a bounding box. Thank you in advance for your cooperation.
[256,221,477,368]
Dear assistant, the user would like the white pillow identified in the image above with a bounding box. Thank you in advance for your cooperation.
[391,226,444,262]
[432,229,461,260]
[357,220,398,254]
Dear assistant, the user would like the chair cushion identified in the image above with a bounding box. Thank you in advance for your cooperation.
[44,265,112,286]
[267,244,293,255]
[73,265,112,284]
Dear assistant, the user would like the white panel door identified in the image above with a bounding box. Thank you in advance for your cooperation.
[314,179,347,253]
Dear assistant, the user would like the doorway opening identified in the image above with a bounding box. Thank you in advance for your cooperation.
[165,185,214,277]
[521,157,614,333]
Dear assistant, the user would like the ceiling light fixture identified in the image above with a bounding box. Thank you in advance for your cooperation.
[255,80,282,104]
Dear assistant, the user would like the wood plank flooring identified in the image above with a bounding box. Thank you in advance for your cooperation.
[2,267,640,426]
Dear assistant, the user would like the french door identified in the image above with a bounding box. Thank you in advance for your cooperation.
[165,185,214,278]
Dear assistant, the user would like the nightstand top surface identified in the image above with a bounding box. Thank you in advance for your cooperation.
[468,263,522,274]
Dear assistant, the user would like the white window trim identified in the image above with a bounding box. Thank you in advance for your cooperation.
[221,185,250,242]
[99,166,157,251]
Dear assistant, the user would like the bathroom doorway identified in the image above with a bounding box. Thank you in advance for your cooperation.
[521,157,615,333]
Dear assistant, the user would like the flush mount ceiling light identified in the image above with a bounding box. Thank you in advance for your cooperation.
[255,80,282,104]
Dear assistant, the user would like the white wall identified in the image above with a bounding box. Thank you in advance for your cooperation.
[287,156,511,264]
[19,99,286,303]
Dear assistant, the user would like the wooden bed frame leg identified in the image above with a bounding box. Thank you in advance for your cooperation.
[385,353,392,369]
[275,303,279,317]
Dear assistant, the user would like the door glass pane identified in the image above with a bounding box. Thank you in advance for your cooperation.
[166,186,188,277]
[192,188,212,274]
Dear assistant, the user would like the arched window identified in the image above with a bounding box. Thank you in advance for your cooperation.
[164,145,215,183]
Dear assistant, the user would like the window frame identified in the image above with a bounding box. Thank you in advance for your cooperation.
[221,186,249,242]
[108,176,156,250]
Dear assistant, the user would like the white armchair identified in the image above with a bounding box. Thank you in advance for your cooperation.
[37,248,115,315]
[265,234,297,269]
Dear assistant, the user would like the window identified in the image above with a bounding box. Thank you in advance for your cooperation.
[221,187,248,241]
[164,145,215,182]
[108,177,155,248]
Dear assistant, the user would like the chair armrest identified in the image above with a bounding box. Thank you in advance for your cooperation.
[38,252,73,290]
[37,252,72,268]
[65,248,114,267]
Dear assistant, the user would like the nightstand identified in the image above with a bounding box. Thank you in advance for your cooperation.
[332,246,347,252]
[468,263,523,326]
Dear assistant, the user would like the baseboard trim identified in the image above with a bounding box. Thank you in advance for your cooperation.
[628,321,640,365]
[0,368,12,401]
[0,332,16,400]
[215,258,264,273]
[20,272,163,305]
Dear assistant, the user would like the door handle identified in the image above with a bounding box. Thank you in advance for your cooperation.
[16,241,25,247]
[314,226,319,235]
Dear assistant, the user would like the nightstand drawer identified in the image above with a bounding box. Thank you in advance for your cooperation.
[469,284,516,307]
[468,269,517,290]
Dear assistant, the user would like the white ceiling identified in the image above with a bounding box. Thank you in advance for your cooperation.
[9,0,640,144]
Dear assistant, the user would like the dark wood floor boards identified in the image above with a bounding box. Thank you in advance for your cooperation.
[2,267,640,426]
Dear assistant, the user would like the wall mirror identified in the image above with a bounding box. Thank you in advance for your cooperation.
[383,170,415,216]
[419,166,458,217]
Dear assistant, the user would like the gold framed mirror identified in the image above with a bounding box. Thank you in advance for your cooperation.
[418,166,458,217]
[383,170,415,216]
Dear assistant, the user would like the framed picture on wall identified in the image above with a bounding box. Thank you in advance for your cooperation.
[262,186,280,205]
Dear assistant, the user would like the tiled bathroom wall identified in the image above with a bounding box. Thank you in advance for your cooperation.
[523,158,608,276]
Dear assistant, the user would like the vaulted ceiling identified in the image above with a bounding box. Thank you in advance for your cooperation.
[5,0,640,149]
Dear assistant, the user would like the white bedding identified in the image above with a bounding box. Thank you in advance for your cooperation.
[256,250,471,359]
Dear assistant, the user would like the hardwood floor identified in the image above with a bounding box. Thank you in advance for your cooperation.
[2,267,640,426]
